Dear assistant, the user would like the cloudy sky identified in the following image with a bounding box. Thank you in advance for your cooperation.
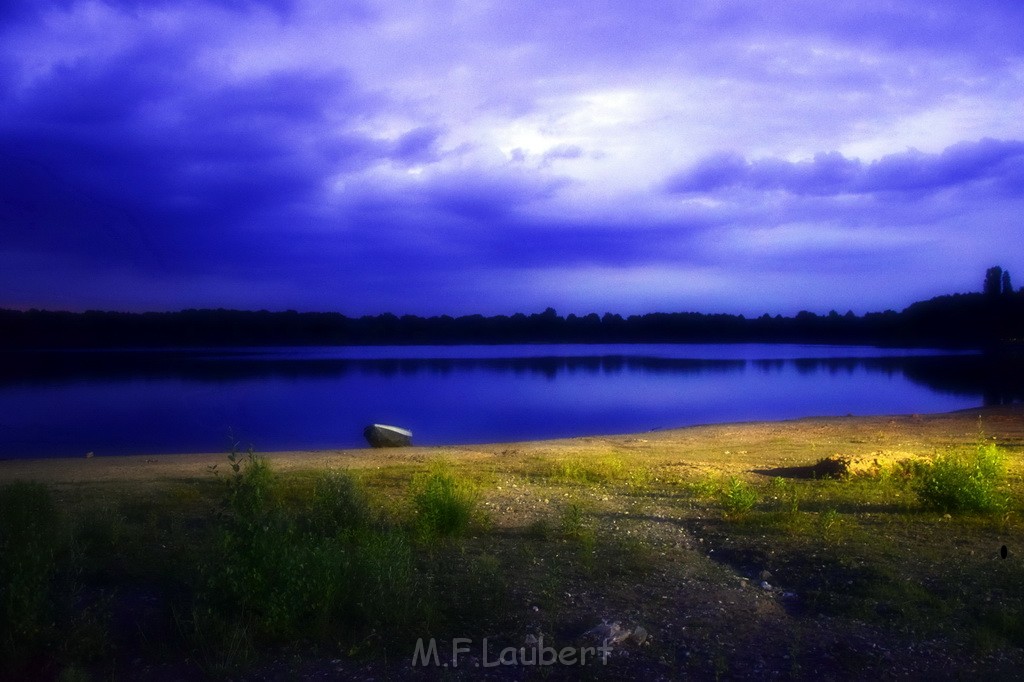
[2,1,1023,317]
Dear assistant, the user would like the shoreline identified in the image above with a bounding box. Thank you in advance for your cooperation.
[3,404,1022,485]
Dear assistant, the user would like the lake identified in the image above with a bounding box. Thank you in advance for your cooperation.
[0,343,1015,459]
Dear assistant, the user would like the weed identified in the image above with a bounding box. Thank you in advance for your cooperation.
[719,477,758,515]
[769,477,800,513]
[526,516,553,540]
[410,462,478,538]
[558,500,597,556]
[222,447,276,520]
[916,444,1009,513]
[559,500,587,538]
[817,508,844,543]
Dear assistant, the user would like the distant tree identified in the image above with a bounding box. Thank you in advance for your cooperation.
[985,266,1004,297]
[1002,269,1013,295]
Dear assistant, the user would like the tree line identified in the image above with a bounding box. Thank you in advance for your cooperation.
[2,267,1022,349]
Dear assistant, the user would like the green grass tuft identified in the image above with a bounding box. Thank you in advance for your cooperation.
[532,454,649,485]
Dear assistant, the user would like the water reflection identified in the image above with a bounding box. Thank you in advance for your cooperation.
[0,351,750,383]
[0,345,1018,458]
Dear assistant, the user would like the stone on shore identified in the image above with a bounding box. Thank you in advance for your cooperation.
[363,424,413,448]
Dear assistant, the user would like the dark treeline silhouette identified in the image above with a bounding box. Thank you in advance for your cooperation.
[2,268,1023,349]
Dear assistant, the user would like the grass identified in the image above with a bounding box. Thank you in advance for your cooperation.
[0,482,62,663]
[199,452,428,651]
[529,453,652,487]
[1,424,1022,679]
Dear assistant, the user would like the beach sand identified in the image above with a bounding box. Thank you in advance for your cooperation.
[3,404,1022,486]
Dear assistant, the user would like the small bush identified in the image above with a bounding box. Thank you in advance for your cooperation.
[308,470,371,533]
[410,463,478,538]
[916,444,1008,513]
[719,477,758,514]
[222,448,276,520]
[204,452,333,640]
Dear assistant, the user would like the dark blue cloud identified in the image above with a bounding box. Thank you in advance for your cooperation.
[390,126,445,164]
[665,139,1024,196]
[666,152,749,193]
[861,139,1024,193]
[0,37,440,276]
[0,0,297,24]
[420,168,570,222]
[540,144,584,167]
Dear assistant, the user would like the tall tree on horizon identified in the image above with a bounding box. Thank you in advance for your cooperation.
[985,266,1004,297]
[1001,269,1013,295]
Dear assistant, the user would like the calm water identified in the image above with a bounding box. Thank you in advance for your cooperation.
[0,344,1010,459]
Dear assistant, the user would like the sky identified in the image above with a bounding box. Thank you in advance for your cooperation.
[1,0,1023,317]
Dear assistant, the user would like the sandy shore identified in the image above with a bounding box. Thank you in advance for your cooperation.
[2,405,1022,486]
